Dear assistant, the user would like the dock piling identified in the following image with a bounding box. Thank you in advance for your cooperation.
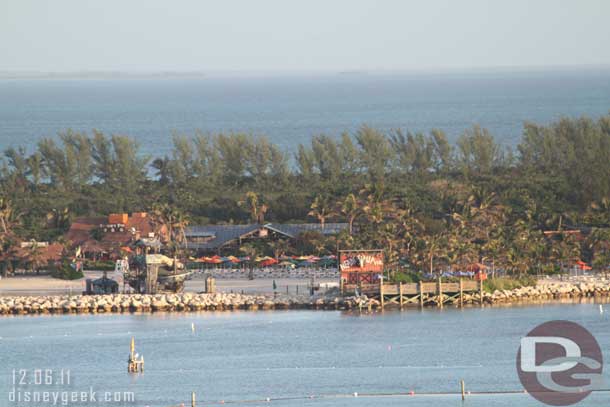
[399,283,404,308]
[459,278,464,308]
[437,277,443,309]
[461,380,466,401]
[379,276,385,308]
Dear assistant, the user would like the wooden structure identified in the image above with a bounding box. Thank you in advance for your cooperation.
[205,276,216,293]
[84,271,119,295]
[339,250,384,285]
[145,263,159,294]
[127,337,144,373]
[125,255,191,294]
[343,277,485,308]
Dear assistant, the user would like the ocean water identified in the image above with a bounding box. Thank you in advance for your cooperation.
[0,304,609,407]
[1,69,609,158]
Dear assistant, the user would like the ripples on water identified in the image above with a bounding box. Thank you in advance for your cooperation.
[1,69,610,157]
[0,304,609,406]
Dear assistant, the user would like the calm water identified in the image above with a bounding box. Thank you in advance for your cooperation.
[1,69,610,158]
[1,304,609,407]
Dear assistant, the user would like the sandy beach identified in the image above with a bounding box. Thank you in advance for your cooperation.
[0,271,338,297]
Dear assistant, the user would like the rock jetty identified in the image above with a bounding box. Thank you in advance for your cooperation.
[488,281,610,303]
[1,281,609,315]
[0,292,371,315]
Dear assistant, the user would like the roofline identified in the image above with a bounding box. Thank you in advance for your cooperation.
[262,223,296,239]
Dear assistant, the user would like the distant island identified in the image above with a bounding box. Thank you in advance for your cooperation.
[0,114,608,281]
[0,71,207,80]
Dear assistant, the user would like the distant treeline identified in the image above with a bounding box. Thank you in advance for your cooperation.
[1,114,609,246]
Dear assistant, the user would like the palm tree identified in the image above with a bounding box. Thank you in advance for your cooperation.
[239,243,259,278]
[172,210,190,250]
[0,197,22,244]
[362,201,386,225]
[1,239,20,277]
[587,228,610,269]
[378,222,401,267]
[425,233,447,276]
[359,183,385,205]
[151,156,171,185]
[239,191,268,224]
[339,193,359,235]
[586,198,610,226]
[22,241,46,274]
[46,207,71,230]
[149,203,189,253]
[149,203,169,241]
[308,194,336,228]
[268,239,290,261]
[393,205,423,248]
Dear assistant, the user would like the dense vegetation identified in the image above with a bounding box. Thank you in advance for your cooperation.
[1,114,609,275]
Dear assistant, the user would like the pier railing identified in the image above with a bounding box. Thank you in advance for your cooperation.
[342,278,484,308]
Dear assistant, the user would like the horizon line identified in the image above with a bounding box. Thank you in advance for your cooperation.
[1,63,610,79]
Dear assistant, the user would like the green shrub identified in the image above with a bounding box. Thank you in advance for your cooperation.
[484,276,536,293]
[83,260,115,271]
[51,262,84,280]
[390,271,421,283]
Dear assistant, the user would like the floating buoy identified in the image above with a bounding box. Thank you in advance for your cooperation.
[191,323,196,333]
[600,305,604,314]
[409,391,415,396]
[266,397,271,402]
[353,392,358,397]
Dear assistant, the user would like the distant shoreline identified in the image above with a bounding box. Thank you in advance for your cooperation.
[0,72,208,80]
[2,65,610,80]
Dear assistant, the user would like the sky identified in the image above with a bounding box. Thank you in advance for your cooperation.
[1,0,610,73]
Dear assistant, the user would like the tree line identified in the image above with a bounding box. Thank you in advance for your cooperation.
[0,114,609,275]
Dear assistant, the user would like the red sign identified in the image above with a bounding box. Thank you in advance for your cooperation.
[475,271,488,281]
[339,251,384,273]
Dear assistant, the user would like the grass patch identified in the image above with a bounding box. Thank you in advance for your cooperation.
[83,260,116,271]
[484,276,537,293]
[51,262,84,280]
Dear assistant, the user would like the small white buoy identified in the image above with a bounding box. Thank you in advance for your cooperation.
[191,322,196,333]
[600,305,604,314]
[353,392,358,397]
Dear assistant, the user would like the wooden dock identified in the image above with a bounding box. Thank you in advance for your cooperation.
[342,278,484,308]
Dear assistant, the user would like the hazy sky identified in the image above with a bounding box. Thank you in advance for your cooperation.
[2,0,609,72]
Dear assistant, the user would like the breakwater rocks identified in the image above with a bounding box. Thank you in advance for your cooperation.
[0,292,373,315]
[489,281,610,303]
[1,282,610,315]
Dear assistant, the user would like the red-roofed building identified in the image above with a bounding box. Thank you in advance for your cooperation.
[65,212,159,257]
[14,241,65,264]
